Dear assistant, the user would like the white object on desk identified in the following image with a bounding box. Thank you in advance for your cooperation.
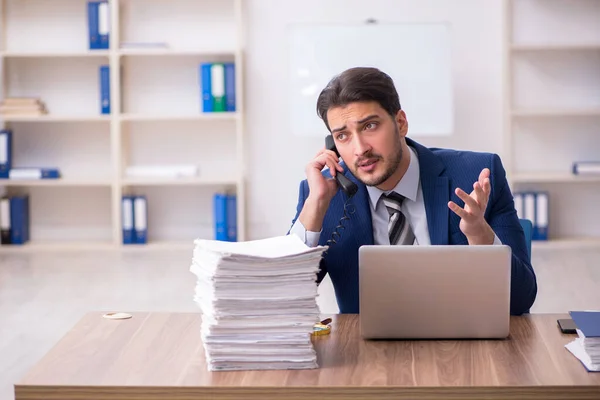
[287,21,453,137]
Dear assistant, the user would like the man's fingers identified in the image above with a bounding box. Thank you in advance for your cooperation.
[479,168,490,186]
[455,188,479,210]
[448,201,471,220]
[318,153,343,176]
[473,182,485,204]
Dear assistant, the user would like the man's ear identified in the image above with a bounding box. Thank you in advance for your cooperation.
[396,109,408,137]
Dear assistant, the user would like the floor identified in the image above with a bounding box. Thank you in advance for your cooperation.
[1,246,599,400]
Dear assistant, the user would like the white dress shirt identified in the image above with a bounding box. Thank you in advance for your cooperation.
[290,146,501,247]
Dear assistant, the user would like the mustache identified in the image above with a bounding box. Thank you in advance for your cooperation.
[355,153,383,167]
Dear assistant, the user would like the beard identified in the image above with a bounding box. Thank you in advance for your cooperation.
[351,125,403,187]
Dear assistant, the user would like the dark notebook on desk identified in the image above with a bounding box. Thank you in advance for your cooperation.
[565,311,600,372]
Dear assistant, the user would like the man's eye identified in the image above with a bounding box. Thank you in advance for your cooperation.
[336,133,346,141]
[365,122,377,130]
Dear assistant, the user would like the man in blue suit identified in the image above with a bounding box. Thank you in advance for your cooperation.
[289,67,537,316]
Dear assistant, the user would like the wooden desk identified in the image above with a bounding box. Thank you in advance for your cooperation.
[14,313,600,400]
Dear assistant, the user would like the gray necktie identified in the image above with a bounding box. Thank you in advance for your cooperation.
[381,192,415,245]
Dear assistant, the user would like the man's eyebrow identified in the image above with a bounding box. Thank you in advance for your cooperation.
[357,114,380,124]
[331,125,346,134]
[331,114,380,134]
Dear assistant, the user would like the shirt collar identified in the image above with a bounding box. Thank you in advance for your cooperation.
[366,145,420,209]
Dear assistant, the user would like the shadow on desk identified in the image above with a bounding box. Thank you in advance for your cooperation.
[14,312,600,400]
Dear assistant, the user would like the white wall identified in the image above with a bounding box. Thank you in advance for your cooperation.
[242,0,505,312]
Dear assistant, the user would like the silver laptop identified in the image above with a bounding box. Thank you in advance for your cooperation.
[358,245,511,339]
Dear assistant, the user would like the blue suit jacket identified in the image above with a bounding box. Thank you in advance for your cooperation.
[290,138,538,315]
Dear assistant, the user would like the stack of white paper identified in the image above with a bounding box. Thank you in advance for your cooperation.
[189,234,327,371]
[565,311,600,372]
[566,335,600,372]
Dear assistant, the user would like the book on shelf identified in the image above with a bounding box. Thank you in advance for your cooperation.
[0,195,30,245]
[0,97,48,117]
[513,191,548,241]
[200,63,236,113]
[87,1,109,50]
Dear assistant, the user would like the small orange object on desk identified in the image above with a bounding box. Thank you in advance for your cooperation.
[312,318,332,336]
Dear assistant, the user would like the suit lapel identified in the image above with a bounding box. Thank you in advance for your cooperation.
[408,139,449,245]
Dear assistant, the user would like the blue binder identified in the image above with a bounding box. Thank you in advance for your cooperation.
[226,194,237,241]
[213,193,227,241]
[87,1,109,50]
[534,191,549,241]
[122,195,135,244]
[9,168,60,179]
[0,197,11,244]
[133,196,147,244]
[9,195,30,245]
[87,1,99,49]
[0,129,12,179]
[224,63,236,112]
[100,65,110,114]
[200,63,213,112]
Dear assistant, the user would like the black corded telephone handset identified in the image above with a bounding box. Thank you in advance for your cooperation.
[325,135,358,197]
[320,135,358,257]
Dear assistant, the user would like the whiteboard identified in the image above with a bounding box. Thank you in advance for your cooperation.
[287,22,454,137]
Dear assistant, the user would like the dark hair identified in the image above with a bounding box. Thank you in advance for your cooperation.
[316,67,401,131]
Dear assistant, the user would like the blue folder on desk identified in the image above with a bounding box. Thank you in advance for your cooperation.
[570,311,600,337]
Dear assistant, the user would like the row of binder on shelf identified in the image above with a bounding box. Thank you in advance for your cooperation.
[0,195,30,245]
[121,195,147,244]
[0,130,61,180]
[87,1,171,50]
[120,193,238,244]
[200,63,236,113]
[514,191,549,241]
[87,1,109,50]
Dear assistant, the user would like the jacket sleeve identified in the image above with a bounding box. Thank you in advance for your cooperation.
[288,180,328,284]
[488,154,538,315]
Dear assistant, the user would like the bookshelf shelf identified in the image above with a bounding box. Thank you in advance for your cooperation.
[512,108,600,117]
[118,49,235,57]
[511,173,600,184]
[1,115,112,122]
[511,44,600,52]
[0,51,110,58]
[532,237,600,250]
[0,0,246,251]
[121,177,237,187]
[120,113,238,122]
[0,241,117,253]
[504,0,600,246]
[0,178,113,187]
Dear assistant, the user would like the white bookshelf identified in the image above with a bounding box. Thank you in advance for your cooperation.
[0,0,246,250]
[504,0,600,249]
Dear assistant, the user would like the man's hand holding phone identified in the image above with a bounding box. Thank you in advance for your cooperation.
[299,148,343,233]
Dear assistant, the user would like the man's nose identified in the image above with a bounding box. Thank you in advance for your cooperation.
[353,134,371,156]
